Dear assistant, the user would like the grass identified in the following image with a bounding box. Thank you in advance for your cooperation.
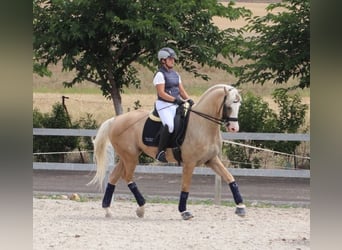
[33,59,310,96]
[33,62,310,125]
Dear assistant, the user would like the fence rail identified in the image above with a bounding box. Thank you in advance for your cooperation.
[32,162,310,178]
[33,128,310,178]
[33,128,310,141]
[33,128,310,204]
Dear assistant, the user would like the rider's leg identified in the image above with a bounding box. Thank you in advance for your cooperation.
[155,101,176,163]
[156,125,172,162]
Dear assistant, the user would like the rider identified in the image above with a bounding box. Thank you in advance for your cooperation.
[153,47,194,163]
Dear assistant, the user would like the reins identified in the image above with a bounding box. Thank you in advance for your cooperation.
[188,95,238,126]
[189,108,227,126]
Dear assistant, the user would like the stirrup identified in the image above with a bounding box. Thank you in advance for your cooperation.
[156,151,168,163]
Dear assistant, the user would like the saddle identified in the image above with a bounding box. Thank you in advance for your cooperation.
[142,102,191,165]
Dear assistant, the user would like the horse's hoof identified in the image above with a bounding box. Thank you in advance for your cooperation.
[181,211,194,220]
[104,207,112,218]
[136,205,145,218]
[235,204,246,217]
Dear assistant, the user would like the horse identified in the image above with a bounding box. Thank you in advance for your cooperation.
[88,84,246,220]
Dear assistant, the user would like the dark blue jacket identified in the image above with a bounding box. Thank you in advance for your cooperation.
[157,67,180,102]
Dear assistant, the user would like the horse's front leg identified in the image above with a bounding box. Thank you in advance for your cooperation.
[206,156,246,217]
[178,163,196,220]
[122,160,146,218]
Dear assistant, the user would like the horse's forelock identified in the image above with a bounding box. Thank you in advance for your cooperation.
[228,87,242,103]
[219,84,241,104]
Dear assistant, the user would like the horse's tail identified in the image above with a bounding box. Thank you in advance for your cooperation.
[87,117,115,190]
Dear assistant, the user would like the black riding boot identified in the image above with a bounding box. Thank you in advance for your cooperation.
[156,125,172,163]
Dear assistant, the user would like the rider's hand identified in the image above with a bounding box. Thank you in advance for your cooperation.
[174,96,185,105]
[187,99,195,106]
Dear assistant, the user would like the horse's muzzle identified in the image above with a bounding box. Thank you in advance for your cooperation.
[226,123,239,132]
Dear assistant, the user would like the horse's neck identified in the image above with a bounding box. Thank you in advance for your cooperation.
[195,88,223,117]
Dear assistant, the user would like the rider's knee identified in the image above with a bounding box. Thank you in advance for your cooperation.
[167,124,174,133]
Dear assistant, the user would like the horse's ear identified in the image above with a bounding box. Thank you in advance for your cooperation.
[224,86,230,94]
[226,87,235,93]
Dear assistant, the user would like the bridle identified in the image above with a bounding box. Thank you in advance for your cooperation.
[189,88,240,127]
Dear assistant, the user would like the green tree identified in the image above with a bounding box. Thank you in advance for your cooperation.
[225,92,277,168]
[33,0,250,115]
[235,0,310,89]
[33,104,98,162]
[33,103,79,162]
[224,90,308,168]
[74,113,98,151]
[265,88,308,153]
[238,92,277,134]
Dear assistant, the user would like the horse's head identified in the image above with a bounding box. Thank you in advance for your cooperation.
[190,84,242,132]
[222,86,242,133]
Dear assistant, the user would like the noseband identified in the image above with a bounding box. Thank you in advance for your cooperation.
[189,88,239,126]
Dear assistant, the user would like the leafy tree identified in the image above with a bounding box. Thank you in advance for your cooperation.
[238,92,277,134]
[264,88,308,153]
[33,103,79,162]
[234,0,310,89]
[74,113,98,151]
[33,0,250,115]
[224,92,277,168]
[224,90,308,168]
[33,103,98,162]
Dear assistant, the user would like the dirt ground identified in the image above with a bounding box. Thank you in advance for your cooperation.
[33,198,309,250]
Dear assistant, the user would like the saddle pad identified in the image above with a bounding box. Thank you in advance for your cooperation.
[142,118,178,148]
[142,118,161,146]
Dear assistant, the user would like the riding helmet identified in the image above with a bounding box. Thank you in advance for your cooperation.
[158,47,177,61]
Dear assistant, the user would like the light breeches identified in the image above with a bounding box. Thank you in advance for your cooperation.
[155,100,177,133]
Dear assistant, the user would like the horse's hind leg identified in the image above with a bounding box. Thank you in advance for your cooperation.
[122,158,146,218]
[206,156,246,217]
[102,161,124,218]
[127,182,146,218]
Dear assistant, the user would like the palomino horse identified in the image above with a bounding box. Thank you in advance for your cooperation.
[89,84,246,220]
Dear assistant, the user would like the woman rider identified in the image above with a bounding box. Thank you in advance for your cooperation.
[153,47,194,162]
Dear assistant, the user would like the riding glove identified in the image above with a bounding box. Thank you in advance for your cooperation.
[187,99,195,106]
[174,96,185,105]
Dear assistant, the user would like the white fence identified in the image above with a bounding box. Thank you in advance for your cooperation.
[33,128,310,178]
[33,128,310,204]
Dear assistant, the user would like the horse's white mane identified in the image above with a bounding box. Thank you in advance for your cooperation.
[202,84,234,94]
